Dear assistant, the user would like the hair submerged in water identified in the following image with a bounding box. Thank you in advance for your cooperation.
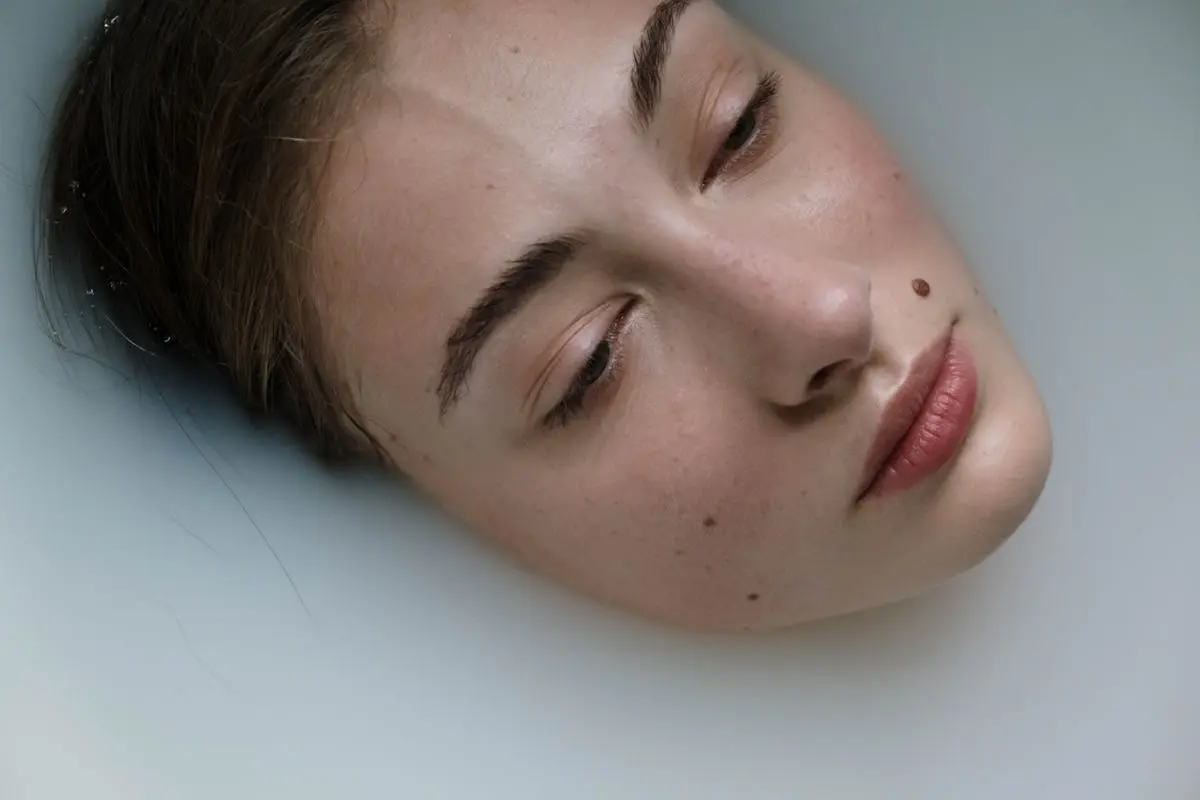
[42,0,390,462]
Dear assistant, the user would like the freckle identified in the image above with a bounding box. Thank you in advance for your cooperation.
[509,45,521,54]
[703,516,718,528]
[912,278,931,298]
[485,183,497,191]
[675,549,687,558]
[747,593,761,602]
[892,171,902,182]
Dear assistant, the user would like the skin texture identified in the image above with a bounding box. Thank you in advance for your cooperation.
[316,0,1053,630]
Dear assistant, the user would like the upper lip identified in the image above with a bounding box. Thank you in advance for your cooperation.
[856,328,954,500]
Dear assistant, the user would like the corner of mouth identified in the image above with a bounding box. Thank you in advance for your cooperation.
[853,319,961,504]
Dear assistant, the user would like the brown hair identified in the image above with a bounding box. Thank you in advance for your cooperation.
[43,0,387,461]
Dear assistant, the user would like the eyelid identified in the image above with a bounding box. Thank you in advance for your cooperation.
[523,306,608,416]
[687,60,749,177]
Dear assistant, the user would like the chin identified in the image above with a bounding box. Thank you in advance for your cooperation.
[934,358,1055,581]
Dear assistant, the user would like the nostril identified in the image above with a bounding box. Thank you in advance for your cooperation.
[808,360,847,394]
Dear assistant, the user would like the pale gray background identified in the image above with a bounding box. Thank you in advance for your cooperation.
[2,1,1197,798]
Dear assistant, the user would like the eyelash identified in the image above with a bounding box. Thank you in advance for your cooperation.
[543,73,783,430]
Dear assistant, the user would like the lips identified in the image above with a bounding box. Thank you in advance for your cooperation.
[857,328,979,501]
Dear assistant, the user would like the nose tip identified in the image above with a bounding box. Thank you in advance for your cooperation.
[768,273,875,408]
[674,233,875,410]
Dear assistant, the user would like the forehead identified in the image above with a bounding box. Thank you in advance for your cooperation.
[317,0,726,403]
[388,0,671,70]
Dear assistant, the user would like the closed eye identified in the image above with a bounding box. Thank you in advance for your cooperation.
[702,70,781,189]
[543,299,639,430]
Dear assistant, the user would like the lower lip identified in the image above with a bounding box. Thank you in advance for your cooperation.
[862,338,979,500]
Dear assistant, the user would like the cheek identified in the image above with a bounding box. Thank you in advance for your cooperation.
[485,428,779,562]
[460,402,845,620]
[777,82,932,253]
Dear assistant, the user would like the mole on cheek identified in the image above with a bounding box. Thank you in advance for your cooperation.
[703,516,718,529]
[747,593,761,603]
[912,278,931,298]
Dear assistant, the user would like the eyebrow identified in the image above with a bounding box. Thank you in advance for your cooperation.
[631,0,699,132]
[438,234,585,416]
[436,0,700,417]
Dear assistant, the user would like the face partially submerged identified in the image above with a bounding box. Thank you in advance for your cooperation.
[317,0,1052,630]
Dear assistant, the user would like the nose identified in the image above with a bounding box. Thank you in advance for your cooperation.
[668,236,875,410]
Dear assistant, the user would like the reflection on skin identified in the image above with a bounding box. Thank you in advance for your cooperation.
[317,0,1053,630]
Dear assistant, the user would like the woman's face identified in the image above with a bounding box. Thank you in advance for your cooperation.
[318,0,1053,630]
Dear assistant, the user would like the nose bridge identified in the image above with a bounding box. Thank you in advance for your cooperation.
[659,221,875,407]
